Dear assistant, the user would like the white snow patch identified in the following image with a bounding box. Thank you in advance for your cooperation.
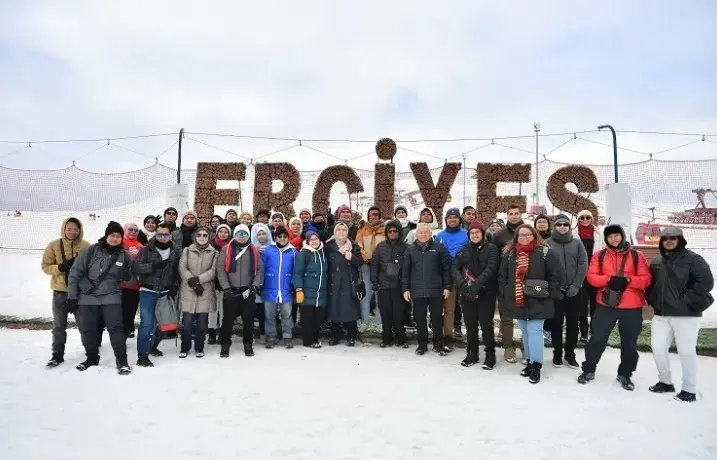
[0,328,715,460]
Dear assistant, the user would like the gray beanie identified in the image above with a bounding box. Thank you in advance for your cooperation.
[661,226,684,238]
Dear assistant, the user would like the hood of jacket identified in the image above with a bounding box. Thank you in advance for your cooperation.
[250,222,274,249]
[419,207,440,230]
[302,240,325,252]
[384,219,403,240]
[60,217,85,244]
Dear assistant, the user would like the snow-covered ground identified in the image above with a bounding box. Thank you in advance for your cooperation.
[0,328,715,460]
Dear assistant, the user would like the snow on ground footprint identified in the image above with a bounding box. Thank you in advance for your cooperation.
[0,328,715,460]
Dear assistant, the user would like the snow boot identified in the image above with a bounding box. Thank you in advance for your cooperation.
[565,356,580,369]
[649,382,675,393]
[179,352,188,358]
[220,344,230,358]
[461,350,479,367]
[674,391,696,402]
[76,357,99,371]
[116,356,131,375]
[244,344,254,357]
[529,362,542,384]
[482,353,496,370]
[136,355,154,367]
[207,329,217,345]
[520,362,532,377]
[149,348,163,357]
[347,338,356,347]
[552,355,563,368]
[284,339,294,349]
[616,375,635,391]
[46,354,64,368]
[577,372,595,384]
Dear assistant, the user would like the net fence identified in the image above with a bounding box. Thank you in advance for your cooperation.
[2,158,717,269]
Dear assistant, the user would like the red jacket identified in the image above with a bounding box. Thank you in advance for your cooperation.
[586,246,651,309]
[121,238,144,290]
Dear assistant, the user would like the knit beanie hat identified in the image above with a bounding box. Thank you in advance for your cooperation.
[234,224,250,237]
[469,221,485,232]
[163,207,178,216]
[445,207,461,219]
[553,214,571,226]
[216,224,232,237]
[394,205,408,217]
[105,221,124,238]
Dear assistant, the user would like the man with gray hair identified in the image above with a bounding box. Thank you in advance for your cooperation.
[646,226,714,402]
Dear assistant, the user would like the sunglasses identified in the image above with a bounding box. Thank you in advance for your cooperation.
[127,228,139,232]
[276,234,289,239]
[166,211,177,216]
[236,232,249,238]
[555,223,570,228]
[196,233,209,238]
[155,233,171,239]
[579,216,592,221]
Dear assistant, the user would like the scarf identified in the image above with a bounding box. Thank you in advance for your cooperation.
[225,239,257,274]
[335,238,352,255]
[514,240,538,307]
[141,228,155,240]
[180,224,197,249]
[214,236,230,249]
[578,224,594,240]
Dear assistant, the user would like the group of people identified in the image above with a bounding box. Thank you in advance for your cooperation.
[40,202,713,402]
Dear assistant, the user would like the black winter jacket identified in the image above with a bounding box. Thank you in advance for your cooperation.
[452,241,500,298]
[647,248,714,317]
[498,245,564,320]
[491,221,523,253]
[402,240,452,298]
[371,239,408,290]
[132,239,182,292]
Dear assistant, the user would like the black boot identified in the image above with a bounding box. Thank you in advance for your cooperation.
[136,355,154,367]
[616,375,635,391]
[244,344,254,357]
[674,391,696,402]
[46,354,64,368]
[520,362,532,377]
[207,329,217,345]
[461,350,478,367]
[577,371,595,384]
[76,357,99,371]
[482,352,496,370]
[220,344,230,358]
[649,382,675,393]
[149,348,164,357]
[529,362,542,384]
[116,356,131,375]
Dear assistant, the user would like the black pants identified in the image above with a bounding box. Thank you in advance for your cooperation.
[51,291,71,356]
[220,292,255,347]
[579,283,597,338]
[255,301,266,335]
[121,289,140,336]
[463,295,496,356]
[78,304,126,361]
[331,321,357,341]
[300,306,326,346]
[454,294,463,329]
[377,288,407,344]
[413,297,443,348]
[403,300,413,326]
[582,305,643,377]
[552,293,581,360]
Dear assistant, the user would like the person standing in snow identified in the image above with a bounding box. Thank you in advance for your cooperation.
[261,227,298,349]
[293,231,329,348]
[393,205,416,242]
[298,208,312,238]
[251,223,274,343]
[485,219,503,243]
[138,215,158,245]
[287,216,305,324]
[646,226,714,402]
[574,209,602,342]
[209,215,223,239]
[453,221,500,369]
[578,224,651,391]
[404,207,440,246]
[163,207,179,232]
[216,225,264,358]
[225,209,239,231]
[255,209,271,226]
[270,212,286,239]
[498,224,564,384]
[133,222,182,367]
[325,222,364,346]
[436,207,469,348]
[238,212,253,230]
[545,214,588,369]
[533,214,552,241]
[177,227,218,358]
[208,224,232,344]
[371,220,409,348]
[41,217,90,368]
[330,205,359,242]
[403,224,452,356]
[460,206,476,230]
[492,204,525,364]
[356,206,386,326]
[172,210,199,249]
[121,223,143,338]
[67,221,133,375]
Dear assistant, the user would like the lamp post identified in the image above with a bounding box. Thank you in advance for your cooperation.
[598,124,618,183]
[534,122,540,205]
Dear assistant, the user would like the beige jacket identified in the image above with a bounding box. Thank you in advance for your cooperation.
[178,244,218,314]
[41,217,90,292]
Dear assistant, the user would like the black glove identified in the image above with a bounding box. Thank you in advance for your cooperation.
[167,285,179,297]
[223,288,235,299]
[153,259,171,271]
[608,276,629,291]
[64,298,79,314]
[459,282,470,296]
[192,284,205,296]
[187,276,200,288]
[252,285,262,297]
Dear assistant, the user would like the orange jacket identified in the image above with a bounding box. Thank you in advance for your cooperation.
[586,246,651,309]
[121,238,144,290]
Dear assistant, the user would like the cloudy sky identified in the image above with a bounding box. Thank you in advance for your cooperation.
[0,0,716,173]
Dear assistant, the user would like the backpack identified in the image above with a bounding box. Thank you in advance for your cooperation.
[598,248,638,274]
[155,294,180,333]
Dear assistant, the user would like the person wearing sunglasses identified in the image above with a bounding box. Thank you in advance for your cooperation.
[133,222,183,367]
[177,227,218,358]
[574,209,602,343]
[162,207,179,232]
[545,214,588,369]
[261,227,298,349]
[646,226,714,402]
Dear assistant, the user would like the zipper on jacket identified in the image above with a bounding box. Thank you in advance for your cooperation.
[316,249,323,308]
[277,247,284,303]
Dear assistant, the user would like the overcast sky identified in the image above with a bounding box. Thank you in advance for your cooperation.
[0,0,715,173]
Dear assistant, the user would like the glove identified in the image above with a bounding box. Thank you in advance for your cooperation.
[64,298,79,314]
[460,282,470,296]
[187,276,200,288]
[296,291,305,304]
[192,284,205,296]
[223,288,235,300]
[252,285,262,297]
[608,276,629,291]
[566,285,580,298]
[167,286,179,297]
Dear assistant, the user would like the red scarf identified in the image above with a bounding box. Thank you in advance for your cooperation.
[514,240,538,307]
[578,224,594,240]
[214,236,229,249]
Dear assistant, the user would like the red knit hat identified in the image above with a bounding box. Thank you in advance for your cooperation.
[469,221,485,232]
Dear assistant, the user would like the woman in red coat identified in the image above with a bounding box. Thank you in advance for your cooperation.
[121,222,144,338]
[578,224,651,391]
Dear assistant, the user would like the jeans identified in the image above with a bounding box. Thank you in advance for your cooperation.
[582,306,643,377]
[78,304,126,361]
[651,315,701,393]
[137,290,163,357]
[360,265,377,324]
[517,319,545,364]
[265,301,293,339]
[181,312,208,353]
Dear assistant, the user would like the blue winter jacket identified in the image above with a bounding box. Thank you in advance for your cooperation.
[292,241,329,307]
[261,243,297,304]
[436,227,469,262]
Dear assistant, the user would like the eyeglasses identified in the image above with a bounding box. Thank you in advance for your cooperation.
[155,233,171,239]
[555,223,570,228]
[127,228,139,232]
[517,234,533,239]
[196,233,209,238]
[579,216,592,221]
